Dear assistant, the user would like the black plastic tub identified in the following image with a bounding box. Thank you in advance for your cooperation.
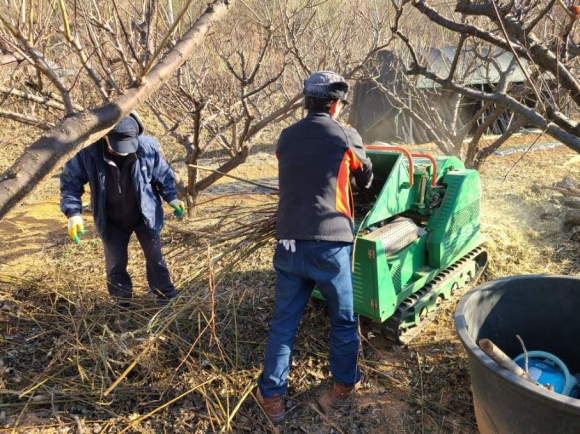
[455,275,580,434]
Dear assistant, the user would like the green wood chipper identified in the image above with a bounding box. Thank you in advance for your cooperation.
[316,145,488,344]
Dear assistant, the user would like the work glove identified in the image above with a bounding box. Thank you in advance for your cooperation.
[169,199,185,217]
[279,239,296,253]
[67,215,85,244]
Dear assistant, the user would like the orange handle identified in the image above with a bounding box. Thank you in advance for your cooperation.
[365,145,440,188]
[410,153,438,187]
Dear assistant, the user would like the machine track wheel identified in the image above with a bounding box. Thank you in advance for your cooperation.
[419,306,428,321]
[450,282,459,297]
[381,247,488,345]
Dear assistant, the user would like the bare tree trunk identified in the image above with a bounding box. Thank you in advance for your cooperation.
[0,0,234,220]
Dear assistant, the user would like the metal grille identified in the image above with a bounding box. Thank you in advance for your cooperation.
[352,259,365,303]
[365,217,425,255]
[390,262,402,294]
[446,200,480,236]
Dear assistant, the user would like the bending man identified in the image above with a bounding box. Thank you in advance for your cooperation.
[60,114,185,306]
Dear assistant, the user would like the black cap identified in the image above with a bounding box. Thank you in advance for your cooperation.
[108,116,139,154]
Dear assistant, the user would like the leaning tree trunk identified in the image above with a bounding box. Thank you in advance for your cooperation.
[0,0,234,220]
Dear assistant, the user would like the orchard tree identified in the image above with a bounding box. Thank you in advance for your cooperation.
[385,0,580,167]
[352,44,530,166]
[139,0,395,210]
[0,0,234,218]
[0,0,395,217]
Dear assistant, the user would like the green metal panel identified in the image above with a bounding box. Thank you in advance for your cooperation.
[374,237,427,321]
[362,151,415,228]
[427,169,482,269]
[351,237,381,320]
[352,230,434,323]
[428,155,465,178]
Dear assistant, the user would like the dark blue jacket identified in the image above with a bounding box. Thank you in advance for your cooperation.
[60,136,178,239]
[276,111,373,242]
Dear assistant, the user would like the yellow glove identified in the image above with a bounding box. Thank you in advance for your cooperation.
[67,216,85,243]
[169,199,185,217]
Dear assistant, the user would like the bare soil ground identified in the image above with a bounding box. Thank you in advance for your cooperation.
[1,128,580,433]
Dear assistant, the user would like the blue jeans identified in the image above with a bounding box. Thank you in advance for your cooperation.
[258,240,361,398]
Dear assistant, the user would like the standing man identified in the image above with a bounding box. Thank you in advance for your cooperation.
[60,113,185,306]
[256,71,373,422]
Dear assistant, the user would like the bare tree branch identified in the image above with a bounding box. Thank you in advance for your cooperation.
[0,0,235,219]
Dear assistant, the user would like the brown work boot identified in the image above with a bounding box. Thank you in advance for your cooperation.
[332,381,361,408]
[256,388,285,423]
[316,380,361,414]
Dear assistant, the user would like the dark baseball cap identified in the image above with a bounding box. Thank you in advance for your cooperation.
[303,71,350,104]
[108,116,139,154]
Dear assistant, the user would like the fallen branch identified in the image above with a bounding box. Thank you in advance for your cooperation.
[478,339,540,385]
[544,186,580,197]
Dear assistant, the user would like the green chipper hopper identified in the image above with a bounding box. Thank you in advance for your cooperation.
[318,145,488,344]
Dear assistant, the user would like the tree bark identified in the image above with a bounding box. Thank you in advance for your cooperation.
[0,0,234,220]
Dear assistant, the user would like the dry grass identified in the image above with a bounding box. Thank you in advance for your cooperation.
[1,134,580,433]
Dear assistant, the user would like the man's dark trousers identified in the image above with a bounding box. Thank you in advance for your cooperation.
[103,222,177,301]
